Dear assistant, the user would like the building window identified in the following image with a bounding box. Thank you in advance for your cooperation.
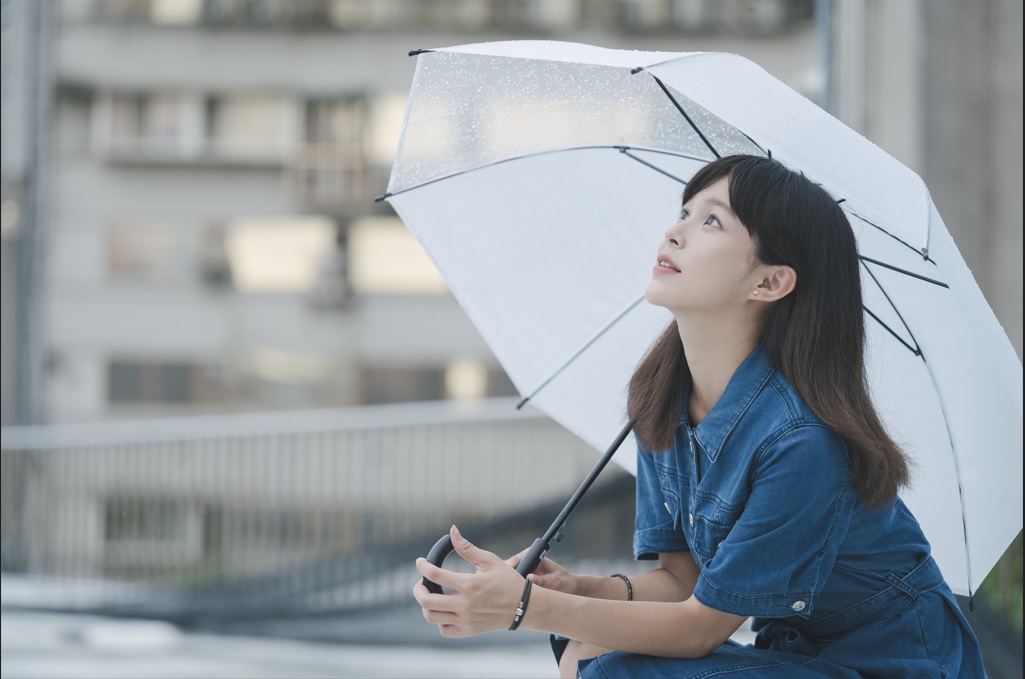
[487,366,519,398]
[108,360,197,403]
[224,216,338,292]
[290,97,370,210]
[361,365,447,404]
[207,94,296,160]
[444,360,521,400]
[107,217,340,293]
[493,0,580,30]
[347,216,447,295]
[150,0,204,25]
[104,93,204,159]
[95,92,296,163]
[107,222,199,282]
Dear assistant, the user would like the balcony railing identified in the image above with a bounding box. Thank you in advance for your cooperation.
[0,398,622,618]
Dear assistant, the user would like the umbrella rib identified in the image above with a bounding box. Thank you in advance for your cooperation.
[844,208,938,264]
[516,296,646,410]
[919,358,977,605]
[858,256,948,288]
[861,263,975,598]
[639,74,769,159]
[619,149,690,184]
[377,145,714,201]
[859,261,923,357]
[862,307,921,356]
[647,75,721,159]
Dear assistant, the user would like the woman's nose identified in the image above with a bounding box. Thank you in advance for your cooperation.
[664,220,686,247]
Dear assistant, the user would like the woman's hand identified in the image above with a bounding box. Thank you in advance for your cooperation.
[506,549,581,596]
[412,525,528,638]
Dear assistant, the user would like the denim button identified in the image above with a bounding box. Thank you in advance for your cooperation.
[791,600,806,612]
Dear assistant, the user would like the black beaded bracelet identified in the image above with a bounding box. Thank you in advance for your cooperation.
[509,578,533,631]
[611,573,633,601]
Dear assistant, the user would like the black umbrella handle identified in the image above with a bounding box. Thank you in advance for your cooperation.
[420,422,633,595]
[422,533,454,594]
[422,534,549,594]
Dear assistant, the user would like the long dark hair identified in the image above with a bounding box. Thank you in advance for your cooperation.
[627,155,909,508]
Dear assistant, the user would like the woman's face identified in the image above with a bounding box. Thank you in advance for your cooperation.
[645,176,761,315]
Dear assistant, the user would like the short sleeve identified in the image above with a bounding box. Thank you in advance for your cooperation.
[692,425,856,619]
[633,443,690,560]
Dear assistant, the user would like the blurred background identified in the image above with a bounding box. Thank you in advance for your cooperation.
[1,1,1021,677]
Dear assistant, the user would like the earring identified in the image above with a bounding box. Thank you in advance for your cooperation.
[752,289,760,296]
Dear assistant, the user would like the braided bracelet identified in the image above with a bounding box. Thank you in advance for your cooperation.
[611,573,633,601]
[509,578,533,631]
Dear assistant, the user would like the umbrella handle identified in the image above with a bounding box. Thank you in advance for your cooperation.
[421,422,633,596]
[421,533,549,595]
[422,533,454,594]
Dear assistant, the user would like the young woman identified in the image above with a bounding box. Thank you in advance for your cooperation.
[413,155,987,678]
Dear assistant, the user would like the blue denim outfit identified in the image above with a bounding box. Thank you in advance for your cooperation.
[576,345,986,678]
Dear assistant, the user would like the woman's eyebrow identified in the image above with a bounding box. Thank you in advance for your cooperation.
[706,198,737,217]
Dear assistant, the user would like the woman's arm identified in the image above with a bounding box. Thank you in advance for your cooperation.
[575,551,699,602]
[414,526,744,658]
[525,586,746,658]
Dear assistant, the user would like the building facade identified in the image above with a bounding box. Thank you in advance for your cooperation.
[3,0,821,425]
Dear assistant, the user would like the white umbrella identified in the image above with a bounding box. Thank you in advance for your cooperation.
[381,41,1022,598]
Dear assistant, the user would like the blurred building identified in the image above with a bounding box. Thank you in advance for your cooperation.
[827,0,1023,359]
[1,0,821,426]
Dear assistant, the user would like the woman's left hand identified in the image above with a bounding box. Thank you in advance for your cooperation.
[412,525,528,638]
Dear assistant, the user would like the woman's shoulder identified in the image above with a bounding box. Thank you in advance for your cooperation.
[760,370,824,427]
[698,365,846,473]
[741,371,848,457]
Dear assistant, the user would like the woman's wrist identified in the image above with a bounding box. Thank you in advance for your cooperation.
[610,573,634,601]
[574,573,629,599]
[571,573,600,597]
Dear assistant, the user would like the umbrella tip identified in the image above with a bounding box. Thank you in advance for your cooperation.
[409,48,431,57]
[516,397,530,410]
[630,66,645,75]
[373,193,390,203]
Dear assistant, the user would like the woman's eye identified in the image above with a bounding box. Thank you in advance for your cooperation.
[679,208,690,220]
[705,214,722,229]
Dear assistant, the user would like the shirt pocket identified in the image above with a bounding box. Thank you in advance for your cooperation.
[652,451,688,531]
[660,486,683,531]
[690,492,742,566]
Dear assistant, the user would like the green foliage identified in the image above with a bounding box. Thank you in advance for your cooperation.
[980,531,1024,633]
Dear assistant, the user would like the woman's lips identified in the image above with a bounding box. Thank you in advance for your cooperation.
[654,254,681,274]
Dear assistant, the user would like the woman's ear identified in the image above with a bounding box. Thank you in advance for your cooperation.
[751,266,797,302]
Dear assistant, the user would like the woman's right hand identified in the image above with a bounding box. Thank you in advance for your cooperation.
[505,549,580,595]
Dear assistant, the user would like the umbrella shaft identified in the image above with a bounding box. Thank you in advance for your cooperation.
[520,422,634,574]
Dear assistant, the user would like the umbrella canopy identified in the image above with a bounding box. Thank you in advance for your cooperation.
[381,41,1022,598]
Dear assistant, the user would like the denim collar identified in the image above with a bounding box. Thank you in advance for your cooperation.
[679,344,776,464]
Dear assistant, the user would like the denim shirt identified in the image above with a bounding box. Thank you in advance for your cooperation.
[634,344,932,623]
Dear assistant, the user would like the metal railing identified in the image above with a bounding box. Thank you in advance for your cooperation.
[1,398,619,619]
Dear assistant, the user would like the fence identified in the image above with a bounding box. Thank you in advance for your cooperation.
[1,398,629,620]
